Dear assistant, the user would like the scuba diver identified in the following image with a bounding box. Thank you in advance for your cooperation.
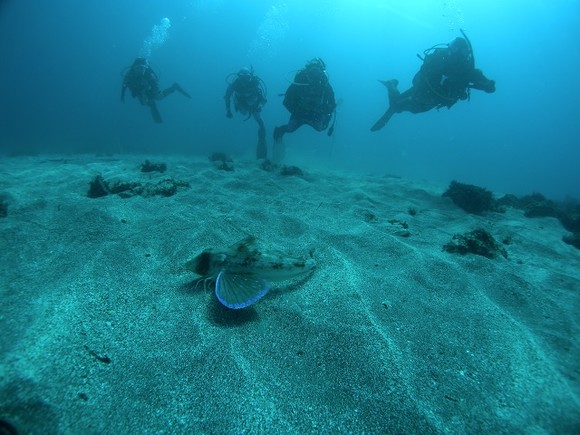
[371,30,496,131]
[224,67,268,159]
[274,58,337,149]
[121,57,192,123]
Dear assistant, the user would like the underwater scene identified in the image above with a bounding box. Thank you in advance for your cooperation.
[1,0,579,433]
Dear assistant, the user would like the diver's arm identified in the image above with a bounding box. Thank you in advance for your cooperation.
[469,68,496,93]
[121,81,127,102]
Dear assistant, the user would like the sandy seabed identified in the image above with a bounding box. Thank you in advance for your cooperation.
[0,154,578,434]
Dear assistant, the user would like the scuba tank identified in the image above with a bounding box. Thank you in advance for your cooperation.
[417,28,474,66]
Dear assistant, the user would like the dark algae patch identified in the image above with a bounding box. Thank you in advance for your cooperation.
[444,228,508,259]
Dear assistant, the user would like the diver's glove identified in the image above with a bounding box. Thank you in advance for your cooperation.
[485,80,496,93]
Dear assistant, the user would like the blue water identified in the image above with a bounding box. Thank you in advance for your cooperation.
[1,0,579,199]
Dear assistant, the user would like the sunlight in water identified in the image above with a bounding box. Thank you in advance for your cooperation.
[190,0,224,13]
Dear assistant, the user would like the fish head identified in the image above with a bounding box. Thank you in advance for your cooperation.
[185,249,226,277]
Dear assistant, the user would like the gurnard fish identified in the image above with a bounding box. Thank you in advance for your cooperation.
[185,236,316,309]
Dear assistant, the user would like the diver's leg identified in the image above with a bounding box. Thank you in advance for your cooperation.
[157,85,176,100]
[309,112,332,132]
[254,113,267,160]
[273,117,303,162]
[149,101,162,123]
[396,88,437,114]
[274,116,302,142]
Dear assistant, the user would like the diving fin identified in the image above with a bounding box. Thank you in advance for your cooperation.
[272,139,285,163]
[256,130,267,160]
[159,83,192,100]
[256,139,267,160]
[174,83,192,99]
[379,79,399,94]
[370,109,394,132]
[150,102,163,123]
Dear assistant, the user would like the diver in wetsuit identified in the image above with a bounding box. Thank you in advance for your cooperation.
[121,57,191,123]
[274,58,337,144]
[224,67,268,159]
[371,31,495,131]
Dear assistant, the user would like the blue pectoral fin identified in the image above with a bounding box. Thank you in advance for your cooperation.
[215,271,270,309]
